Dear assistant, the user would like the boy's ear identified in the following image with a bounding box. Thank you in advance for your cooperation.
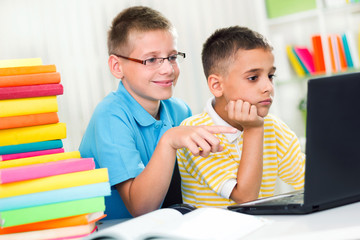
[208,74,224,97]
[108,55,124,79]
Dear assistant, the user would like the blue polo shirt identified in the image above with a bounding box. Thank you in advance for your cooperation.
[79,81,192,219]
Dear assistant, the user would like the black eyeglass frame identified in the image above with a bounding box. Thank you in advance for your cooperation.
[113,52,186,66]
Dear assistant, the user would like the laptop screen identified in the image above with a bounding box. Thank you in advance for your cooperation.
[304,72,360,207]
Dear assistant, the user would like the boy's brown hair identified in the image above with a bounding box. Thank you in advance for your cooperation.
[107,6,174,56]
[201,26,273,79]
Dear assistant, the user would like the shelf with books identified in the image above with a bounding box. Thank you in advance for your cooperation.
[255,0,360,141]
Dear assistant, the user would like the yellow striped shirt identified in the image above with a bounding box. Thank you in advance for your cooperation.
[176,112,305,208]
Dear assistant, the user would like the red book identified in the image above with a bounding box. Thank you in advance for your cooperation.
[311,35,326,74]
[0,157,95,183]
[0,83,63,100]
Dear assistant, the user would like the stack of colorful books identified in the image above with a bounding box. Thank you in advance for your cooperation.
[0,58,111,240]
[286,31,360,77]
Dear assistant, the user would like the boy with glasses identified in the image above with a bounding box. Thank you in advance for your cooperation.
[177,26,305,208]
[79,6,235,219]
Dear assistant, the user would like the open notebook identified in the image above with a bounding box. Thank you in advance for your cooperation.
[228,72,360,214]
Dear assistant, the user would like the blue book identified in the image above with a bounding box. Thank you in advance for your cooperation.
[0,139,63,155]
[0,182,111,211]
[342,33,354,68]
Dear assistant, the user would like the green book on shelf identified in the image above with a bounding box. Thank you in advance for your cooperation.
[0,197,105,227]
[266,0,316,19]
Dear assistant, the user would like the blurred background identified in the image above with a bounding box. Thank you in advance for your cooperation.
[1,0,359,154]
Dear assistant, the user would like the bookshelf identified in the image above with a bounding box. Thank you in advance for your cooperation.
[254,0,360,145]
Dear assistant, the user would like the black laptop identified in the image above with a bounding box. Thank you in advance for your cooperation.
[227,72,360,215]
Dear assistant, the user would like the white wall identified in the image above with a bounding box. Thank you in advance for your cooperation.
[0,0,261,151]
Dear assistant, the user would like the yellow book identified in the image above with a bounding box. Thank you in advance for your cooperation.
[0,58,42,68]
[0,151,80,169]
[0,96,58,117]
[0,168,109,198]
[286,45,306,77]
[0,122,66,147]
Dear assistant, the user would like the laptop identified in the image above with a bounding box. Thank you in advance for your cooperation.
[227,72,360,215]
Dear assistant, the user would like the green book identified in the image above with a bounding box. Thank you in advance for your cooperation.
[0,196,105,227]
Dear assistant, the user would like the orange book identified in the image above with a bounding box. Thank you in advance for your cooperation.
[336,35,348,72]
[0,212,105,234]
[0,112,59,130]
[328,36,337,73]
[311,35,326,74]
[0,72,60,87]
[0,65,56,76]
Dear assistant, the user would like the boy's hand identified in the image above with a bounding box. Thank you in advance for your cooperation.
[166,125,236,157]
[226,100,264,129]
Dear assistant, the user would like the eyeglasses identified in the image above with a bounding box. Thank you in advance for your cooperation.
[113,52,186,69]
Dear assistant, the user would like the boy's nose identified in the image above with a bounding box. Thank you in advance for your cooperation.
[263,79,274,93]
[159,59,174,73]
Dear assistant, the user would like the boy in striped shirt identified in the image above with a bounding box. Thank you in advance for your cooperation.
[176,26,305,208]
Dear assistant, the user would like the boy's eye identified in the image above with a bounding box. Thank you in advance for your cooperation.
[269,74,276,81]
[145,58,158,64]
[168,55,178,62]
[248,76,258,81]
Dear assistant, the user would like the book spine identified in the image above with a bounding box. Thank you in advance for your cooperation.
[0,197,105,227]
[0,84,64,100]
[285,45,306,77]
[0,58,42,68]
[342,33,354,68]
[0,64,56,76]
[0,72,61,88]
[0,112,59,130]
[0,158,95,183]
[0,96,58,118]
[0,182,111,211]
[311,35,326,74]
[0,122,66,147]
[0,212,105,234]
[0,148,64,161]
[294,47,315,74]
[0,168,109,198]
[328,35,337,73]
[336,35,348,72]
[0,139,63,155]
[0,151,81,169]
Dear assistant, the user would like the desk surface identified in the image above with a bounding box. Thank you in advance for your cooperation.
[242,201,360,240]
[96,201,360,240]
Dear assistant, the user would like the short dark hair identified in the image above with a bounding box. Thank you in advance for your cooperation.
[201,26,273,79]
[107,6,174,56]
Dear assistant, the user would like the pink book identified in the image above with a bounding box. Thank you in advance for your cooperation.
[0,148,64,161]
[294,46,316,74]
[0,158,95,183]
[0,83,63,100]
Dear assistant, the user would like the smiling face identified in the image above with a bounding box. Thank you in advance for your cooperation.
[213,48,276,120]
[119,29,180,110]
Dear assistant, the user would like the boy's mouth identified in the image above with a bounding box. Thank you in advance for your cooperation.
[153,80,174,87]
[259,98,272,105]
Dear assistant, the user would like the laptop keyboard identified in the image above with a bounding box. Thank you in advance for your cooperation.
[238,190,304,206]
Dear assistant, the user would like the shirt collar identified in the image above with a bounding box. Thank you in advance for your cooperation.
[204,97,241,143]
[116,81,173,127]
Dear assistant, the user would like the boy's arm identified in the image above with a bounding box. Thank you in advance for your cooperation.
[116,125,236,217]
[226,100,264,203]
[278,135,305,189]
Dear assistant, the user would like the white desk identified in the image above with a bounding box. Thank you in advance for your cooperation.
[96,202,360,240]
[242,201,360,240]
